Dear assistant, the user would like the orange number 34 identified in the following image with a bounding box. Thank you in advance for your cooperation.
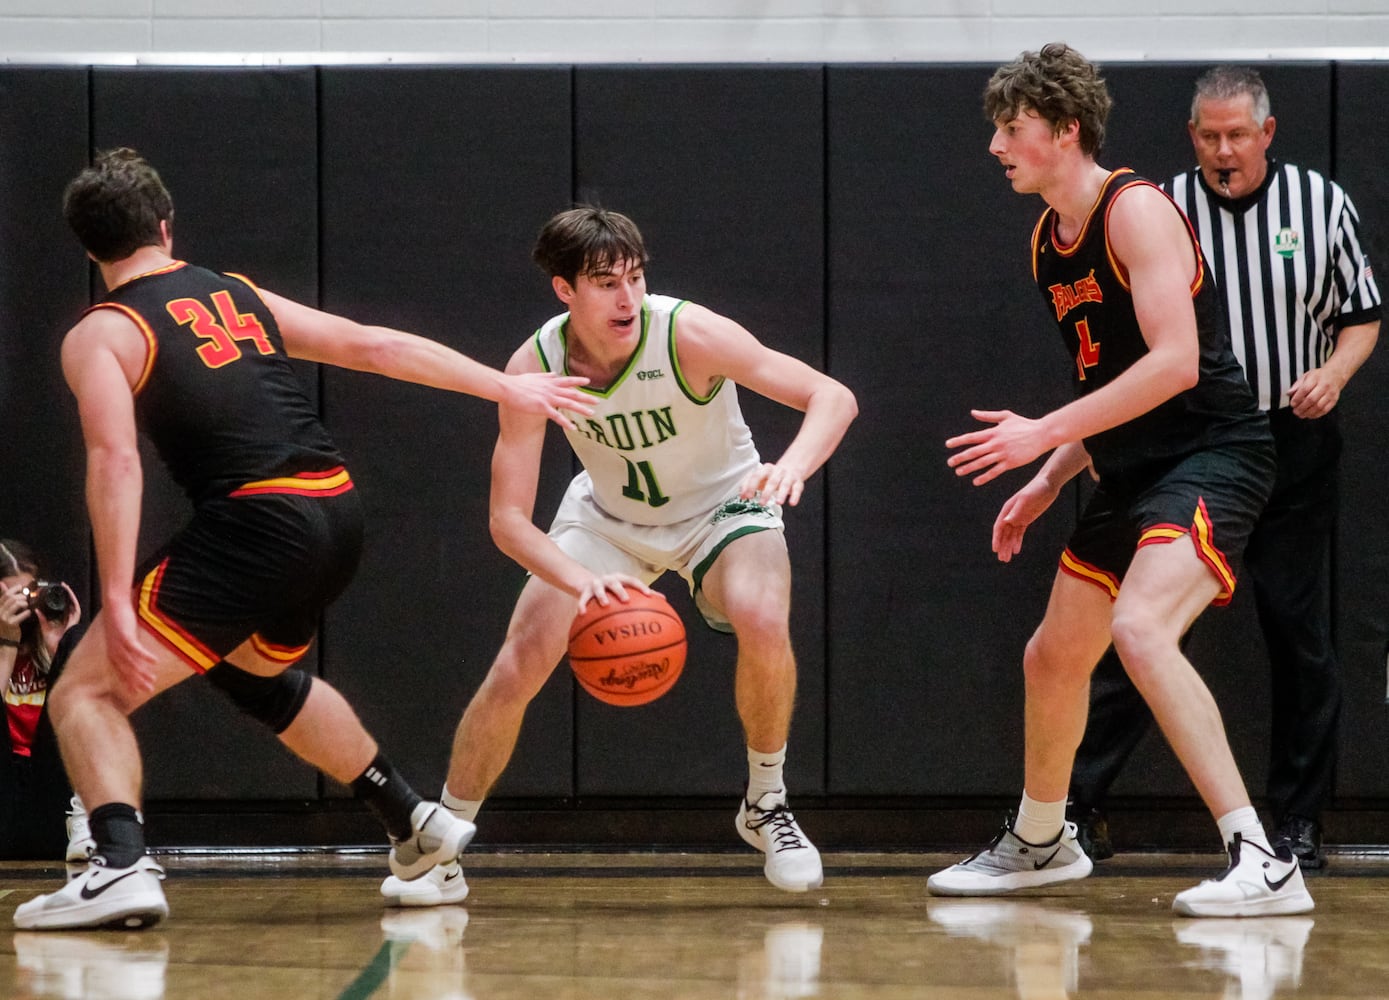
[167,290,274,369]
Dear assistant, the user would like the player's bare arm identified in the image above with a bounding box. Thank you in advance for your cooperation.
[673,303,857,506]
[60,311,159,693]
[488,342,651,611]
[259,288,593,429]
[947,185,1202,486]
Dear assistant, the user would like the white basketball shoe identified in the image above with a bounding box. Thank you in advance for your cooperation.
[737,791,824,893]
[927,817,1092,896]
[1172,834,1314,918]
[14,855,168,931]
[388,803,476,882]
[381,860,470,907]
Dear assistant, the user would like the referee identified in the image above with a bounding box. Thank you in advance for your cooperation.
[1067,65,1381,870]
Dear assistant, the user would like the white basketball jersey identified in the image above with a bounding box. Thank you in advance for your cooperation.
[533,294,761,526]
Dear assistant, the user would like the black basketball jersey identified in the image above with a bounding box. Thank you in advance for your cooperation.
[1031,169,1267,483]
[89,261,345,503]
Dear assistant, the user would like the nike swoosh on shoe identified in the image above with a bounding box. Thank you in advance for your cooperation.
[78,870,144,901]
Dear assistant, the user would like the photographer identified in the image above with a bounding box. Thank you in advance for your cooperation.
[1,539,89,860]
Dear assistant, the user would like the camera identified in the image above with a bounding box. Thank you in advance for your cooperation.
[23,581,72,621]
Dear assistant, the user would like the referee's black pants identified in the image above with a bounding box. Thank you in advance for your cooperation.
[1069,409,1342,826]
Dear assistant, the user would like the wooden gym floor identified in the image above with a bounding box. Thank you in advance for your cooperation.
[2,849,1388,999]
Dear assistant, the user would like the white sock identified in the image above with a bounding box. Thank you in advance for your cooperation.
[441,787,483,824]
[1217,807,1270,851]
[746,744,787,803]
[1013,792,1067,846]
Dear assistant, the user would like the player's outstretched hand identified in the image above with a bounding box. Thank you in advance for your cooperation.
[576,574,655,615]
[502,372,594,430]
[738,462,804,508]
[945,409,1050,486]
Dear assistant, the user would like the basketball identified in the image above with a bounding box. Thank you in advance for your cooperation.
[567,591,687,706]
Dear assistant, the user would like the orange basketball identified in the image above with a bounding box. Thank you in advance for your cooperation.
[567,591,687,706]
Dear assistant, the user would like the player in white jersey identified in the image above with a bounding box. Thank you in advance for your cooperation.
[382,207,857,904]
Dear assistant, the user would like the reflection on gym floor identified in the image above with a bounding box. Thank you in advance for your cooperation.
[1,851,1383,999]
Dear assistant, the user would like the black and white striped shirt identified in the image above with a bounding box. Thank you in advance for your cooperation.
[1165,160,1381,412]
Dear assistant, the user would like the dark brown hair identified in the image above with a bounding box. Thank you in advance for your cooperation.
[62,147,174,263]
[532,206,649,286]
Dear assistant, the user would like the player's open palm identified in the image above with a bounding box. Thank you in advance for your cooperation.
[502,372,594,429]
[946,409,1050,486]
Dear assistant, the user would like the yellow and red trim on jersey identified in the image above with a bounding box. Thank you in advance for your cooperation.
[1059,549,1121,601]
[85,302,158,395]
[250,634,310,666]
[229,466,354,498]
[136,558,219,673]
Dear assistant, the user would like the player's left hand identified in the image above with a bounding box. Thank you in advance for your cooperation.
[992,478,1058,562]
[946,409,1051,486]
[1287,367,1344,419]
[739,462,804,507]
[501,372,594,430]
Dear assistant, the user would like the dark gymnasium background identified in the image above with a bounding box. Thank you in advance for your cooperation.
[2,60,1386,850]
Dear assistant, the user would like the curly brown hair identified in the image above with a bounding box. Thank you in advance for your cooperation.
[983,42,1113,156]
[62,147,173,263]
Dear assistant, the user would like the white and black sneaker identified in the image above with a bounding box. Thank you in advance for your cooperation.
[389,803,476,882]
[381,859,470,907]
[1172,834,1314,918]
[927,817,1092,896]
[737,791,823,893]
[14,855,168,931]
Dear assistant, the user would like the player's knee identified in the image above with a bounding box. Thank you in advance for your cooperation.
[1022,630,1085,689]
[723,599,789,649]
[1109,610,1170,677]
[206,662,312,734]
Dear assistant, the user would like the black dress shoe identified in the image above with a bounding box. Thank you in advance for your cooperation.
[1066,804,1114,862]
[1273,815,1326,871]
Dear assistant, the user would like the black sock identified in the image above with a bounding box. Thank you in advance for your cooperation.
[89,802,146,868]
[350,752,423,842]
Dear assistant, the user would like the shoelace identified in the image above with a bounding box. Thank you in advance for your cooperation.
[747,802,807,853]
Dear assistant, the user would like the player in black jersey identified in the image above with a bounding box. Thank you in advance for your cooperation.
[930,44,1312,918]
[13,148,592,931]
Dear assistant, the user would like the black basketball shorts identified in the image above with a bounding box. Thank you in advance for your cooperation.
[1061,440,1275,606]
[133,485,364,672]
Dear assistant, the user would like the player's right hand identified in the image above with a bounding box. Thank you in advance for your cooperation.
[575,574,655,615]
[103,603,159,696]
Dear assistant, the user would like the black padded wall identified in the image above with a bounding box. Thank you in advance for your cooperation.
[0,68,90,595]
[825,66,1073,795]
[1331,63,1389,799]
[570,66,828,796]
[7,59,1389,841]
[90,67,321,800]
[317,67,574,798]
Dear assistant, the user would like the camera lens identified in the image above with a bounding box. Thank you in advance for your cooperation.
[29,582,71,620]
